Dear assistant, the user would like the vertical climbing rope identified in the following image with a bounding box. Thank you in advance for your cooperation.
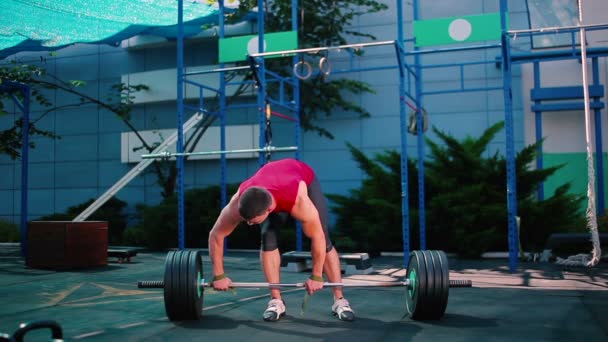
[557,0,602,267]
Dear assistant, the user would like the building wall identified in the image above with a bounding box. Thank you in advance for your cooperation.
[0,0,605,225]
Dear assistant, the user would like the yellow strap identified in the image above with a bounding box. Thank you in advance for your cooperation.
[300,292,310,316]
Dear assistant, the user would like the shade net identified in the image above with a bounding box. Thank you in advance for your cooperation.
[0,0,220,59]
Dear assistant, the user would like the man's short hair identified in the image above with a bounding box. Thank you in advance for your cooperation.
[238,187,272,220]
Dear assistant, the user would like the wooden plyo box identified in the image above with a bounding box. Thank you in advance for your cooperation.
[26,221,108,269]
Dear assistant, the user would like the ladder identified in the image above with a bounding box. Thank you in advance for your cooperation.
[73,112,204,222]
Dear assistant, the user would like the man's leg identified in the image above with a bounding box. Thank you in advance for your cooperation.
[260,213,288,321]
[260,248,282,299]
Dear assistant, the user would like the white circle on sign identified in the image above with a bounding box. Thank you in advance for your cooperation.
[448,19,472,41]
[247,37,267,55]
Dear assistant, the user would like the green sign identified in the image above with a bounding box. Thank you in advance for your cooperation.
[413,13,504,47]
[219,31,298,63]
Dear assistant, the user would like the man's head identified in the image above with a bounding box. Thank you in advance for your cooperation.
[238,187,272,225]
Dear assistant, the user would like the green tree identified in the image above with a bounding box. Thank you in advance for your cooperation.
[329,122,586,257]
[327,143,422,255]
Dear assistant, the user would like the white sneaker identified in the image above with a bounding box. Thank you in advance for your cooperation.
[332,298,355,321]
[263,298,286,321]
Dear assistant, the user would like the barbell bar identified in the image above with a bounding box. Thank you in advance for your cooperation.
[138,279,472,289]
[137,249,472,322]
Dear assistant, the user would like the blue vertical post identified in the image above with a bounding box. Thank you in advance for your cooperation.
[20,85,31,257]
[592,57,605,215]
[397,0,411,267]
[219,1,229,252]
[257,0,267,167]
[533,61,544,201]
[413,0,426,251]
[500,0,519,272]
[292,0,303,252]
[219,0,228,209]
[176,0,186,250]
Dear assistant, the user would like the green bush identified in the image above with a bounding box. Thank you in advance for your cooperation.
[36,197,129,245]
[329,122,587,258]
[328,146,422,255]
[0,219,20,242]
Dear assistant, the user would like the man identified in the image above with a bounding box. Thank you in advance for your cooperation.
[208,158,355,322]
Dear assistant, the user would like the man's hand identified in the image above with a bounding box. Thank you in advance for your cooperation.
[212,276,233,291]
[304,275,324,295]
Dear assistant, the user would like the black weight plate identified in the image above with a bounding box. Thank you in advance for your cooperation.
[434,250,450,317]
[163,251,177,320]
[427,250,447,320]
[406,250,428,320]
[176,250,187,320]
[420,250,437,320]
[163,250,202,321]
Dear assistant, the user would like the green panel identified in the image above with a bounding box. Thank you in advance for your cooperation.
[219,31,298,63]
[543,153,608,204]
[413,13,503,47]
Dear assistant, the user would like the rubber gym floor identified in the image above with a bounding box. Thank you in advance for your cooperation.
[1,244,607,342]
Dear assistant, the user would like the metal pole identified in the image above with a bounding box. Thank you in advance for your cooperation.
[257,0,267,167]
[141,146,299,159]
[533,61,544,201]
[219,0,228,211]
[176,0,186,250]
[500,0,519,273]
[249,40,396,58]
[592,57,604,215]
[508,22,608,35]
[137,279,473,289]
[397,0,410,267]
[293,0,303,252]
[413,0,426,251]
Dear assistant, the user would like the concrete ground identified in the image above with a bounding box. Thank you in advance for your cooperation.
[0,245,606,342]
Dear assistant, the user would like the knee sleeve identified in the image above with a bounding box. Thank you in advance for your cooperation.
[260,213,288,252]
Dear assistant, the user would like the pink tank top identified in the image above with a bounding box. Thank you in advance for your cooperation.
[239,159,315,213]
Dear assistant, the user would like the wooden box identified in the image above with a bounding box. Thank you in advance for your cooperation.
[26,221,108,269]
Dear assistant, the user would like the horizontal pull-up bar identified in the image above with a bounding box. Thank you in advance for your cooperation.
[185,65,251,76]
[249,40,397,58]
[508,22,608,35]
[141,146,298,159]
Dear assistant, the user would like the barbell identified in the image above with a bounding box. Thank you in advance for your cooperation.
[137,249,472,321]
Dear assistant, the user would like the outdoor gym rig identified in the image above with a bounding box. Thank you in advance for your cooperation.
[137,250,472,322]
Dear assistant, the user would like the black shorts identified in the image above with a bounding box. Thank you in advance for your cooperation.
[259,177,333,252]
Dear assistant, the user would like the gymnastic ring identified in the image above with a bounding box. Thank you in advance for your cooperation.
[293,60,313,80]
[319,56,331,77]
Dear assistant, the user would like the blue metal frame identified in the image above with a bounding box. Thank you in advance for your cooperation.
[397,0,411,267]
[169,0,608,273]
[176,0,186,250]
[412,0,426,252]
[499,0,519,272]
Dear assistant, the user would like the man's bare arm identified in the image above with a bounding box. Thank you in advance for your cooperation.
[291,181,326,278]
[208,193,243,276]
